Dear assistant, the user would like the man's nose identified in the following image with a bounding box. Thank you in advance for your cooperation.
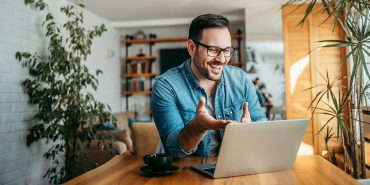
[215,51,227,64]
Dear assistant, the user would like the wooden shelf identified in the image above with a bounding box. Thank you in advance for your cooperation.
[122,34,243,44]
[231,35,243,40]
[122,56,156,61]
[229,61,243,67]
[123,90,152,95]
[124,73,157,78]
[123,37,187,44]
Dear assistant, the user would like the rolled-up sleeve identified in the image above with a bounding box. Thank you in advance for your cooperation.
[151,78,196,157]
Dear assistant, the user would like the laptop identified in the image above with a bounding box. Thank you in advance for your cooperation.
[191,119,308,178]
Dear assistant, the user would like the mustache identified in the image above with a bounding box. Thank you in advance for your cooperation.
[208,60,227,66]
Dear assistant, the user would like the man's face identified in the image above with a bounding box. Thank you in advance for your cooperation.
[191,27,232,81]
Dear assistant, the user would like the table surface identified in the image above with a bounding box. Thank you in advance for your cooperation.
[65,154,359,185]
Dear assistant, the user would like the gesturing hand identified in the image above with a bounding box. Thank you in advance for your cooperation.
[240,102,252,124]
[179,97,232,152]
[195,97,232,131]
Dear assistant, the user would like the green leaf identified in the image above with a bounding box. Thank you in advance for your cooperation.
[96,69,103,75]
[298,0,317,26]
[46,13,53,21]
[19,0,113,182]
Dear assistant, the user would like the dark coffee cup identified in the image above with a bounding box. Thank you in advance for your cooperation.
[143,153,173,171]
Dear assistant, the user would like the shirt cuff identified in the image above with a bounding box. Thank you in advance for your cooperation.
[166,129,197,157]
[178,138,198,155]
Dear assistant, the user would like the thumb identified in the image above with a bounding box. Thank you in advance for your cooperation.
[241,102,252,124]
[196,97,207,113]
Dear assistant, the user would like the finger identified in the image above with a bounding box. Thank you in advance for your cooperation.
[196,96,207,113]
[241,102,252,124]
[241,117,251,124]
[209,119,233,130]
[242,102,250,118]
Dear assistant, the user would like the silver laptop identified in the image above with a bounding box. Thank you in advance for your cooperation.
[191,119,308,178]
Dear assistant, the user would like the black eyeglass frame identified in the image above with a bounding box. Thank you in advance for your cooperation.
[192,39,235,58]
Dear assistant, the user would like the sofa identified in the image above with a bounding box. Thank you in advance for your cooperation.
[82,112,161,169]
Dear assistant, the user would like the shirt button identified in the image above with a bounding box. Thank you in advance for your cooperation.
[217,115,221,118]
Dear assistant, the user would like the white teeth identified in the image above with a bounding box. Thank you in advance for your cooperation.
[210,64,220,69]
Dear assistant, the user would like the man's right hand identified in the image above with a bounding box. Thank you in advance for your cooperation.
[194,96,232,131]
[179,97,232,152]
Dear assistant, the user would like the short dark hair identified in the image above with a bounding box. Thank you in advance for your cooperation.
[188,14,230,41]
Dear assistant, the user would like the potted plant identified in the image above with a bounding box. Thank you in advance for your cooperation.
[283,0,370,179]
[15,0,116,183]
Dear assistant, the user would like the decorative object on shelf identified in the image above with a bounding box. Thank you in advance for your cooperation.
[15,0,115,184]
[126,34,134,40]
[133,30,147,39]
[149,33,157,39]
[126,80,145,91]
[137,48,145,57]
[247,46,257,64]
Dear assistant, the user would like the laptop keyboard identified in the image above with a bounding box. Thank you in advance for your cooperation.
[204,168,215,174]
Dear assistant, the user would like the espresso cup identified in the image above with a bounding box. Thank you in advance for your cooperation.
[143,153,173,171]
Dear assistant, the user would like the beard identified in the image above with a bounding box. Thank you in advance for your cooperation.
[193,50,226,81]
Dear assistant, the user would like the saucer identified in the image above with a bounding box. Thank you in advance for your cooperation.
[139,165,179,177]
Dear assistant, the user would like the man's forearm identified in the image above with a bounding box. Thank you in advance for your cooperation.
[179,119,207,152]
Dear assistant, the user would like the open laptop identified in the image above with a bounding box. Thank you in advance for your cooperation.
[191,119,308,178]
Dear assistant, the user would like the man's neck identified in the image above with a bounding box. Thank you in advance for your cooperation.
[200,80,217,97]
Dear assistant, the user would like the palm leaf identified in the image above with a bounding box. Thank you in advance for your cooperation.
[298,0,317,26]
[361,49,370,80]
[318,116,336,134]
[317,39,353,48]
[308,89,326,113]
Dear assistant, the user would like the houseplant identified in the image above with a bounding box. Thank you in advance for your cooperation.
[283,0,370,179]
[15,0,116,183]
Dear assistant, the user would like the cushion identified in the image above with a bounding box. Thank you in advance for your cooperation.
[112,141,128,155]
[113,112,135,132]
[128,119,153,125]
[112,129,133,152]
[130,122,160,156]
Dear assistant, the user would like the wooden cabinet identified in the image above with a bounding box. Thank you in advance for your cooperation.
[362,108,370,174]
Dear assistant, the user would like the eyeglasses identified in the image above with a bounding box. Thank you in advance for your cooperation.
[192,40,235,58]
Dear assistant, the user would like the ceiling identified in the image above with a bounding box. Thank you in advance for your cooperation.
[83,0,286,22]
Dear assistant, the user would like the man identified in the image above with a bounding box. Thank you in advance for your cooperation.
[151,14,266,157]
[259,84,274,120]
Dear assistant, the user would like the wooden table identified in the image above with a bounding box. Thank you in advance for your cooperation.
[65,154,359,185]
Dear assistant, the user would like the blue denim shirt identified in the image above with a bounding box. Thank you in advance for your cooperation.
[151,59,266,157]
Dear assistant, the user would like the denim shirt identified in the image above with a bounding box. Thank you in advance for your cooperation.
[151,59,267,157]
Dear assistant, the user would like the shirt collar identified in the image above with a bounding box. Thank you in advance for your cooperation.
[184,59,200,89]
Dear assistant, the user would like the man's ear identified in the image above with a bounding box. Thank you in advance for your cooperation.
[186,39,196,57]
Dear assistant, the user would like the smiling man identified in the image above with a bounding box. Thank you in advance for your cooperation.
[151,14,266,157]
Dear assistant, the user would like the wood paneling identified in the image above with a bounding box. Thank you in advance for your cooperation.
[283,5,347,155]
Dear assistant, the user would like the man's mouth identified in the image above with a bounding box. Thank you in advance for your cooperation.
[209,64,222,74]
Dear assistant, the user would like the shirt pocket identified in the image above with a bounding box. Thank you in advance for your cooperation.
[224,101,244,121]
[179,109,196,125]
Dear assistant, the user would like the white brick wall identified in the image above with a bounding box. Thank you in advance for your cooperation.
[0,0,120,184]
[0,0,49,184]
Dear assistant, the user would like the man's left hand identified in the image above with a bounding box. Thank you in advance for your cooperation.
[240,102,252,124]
